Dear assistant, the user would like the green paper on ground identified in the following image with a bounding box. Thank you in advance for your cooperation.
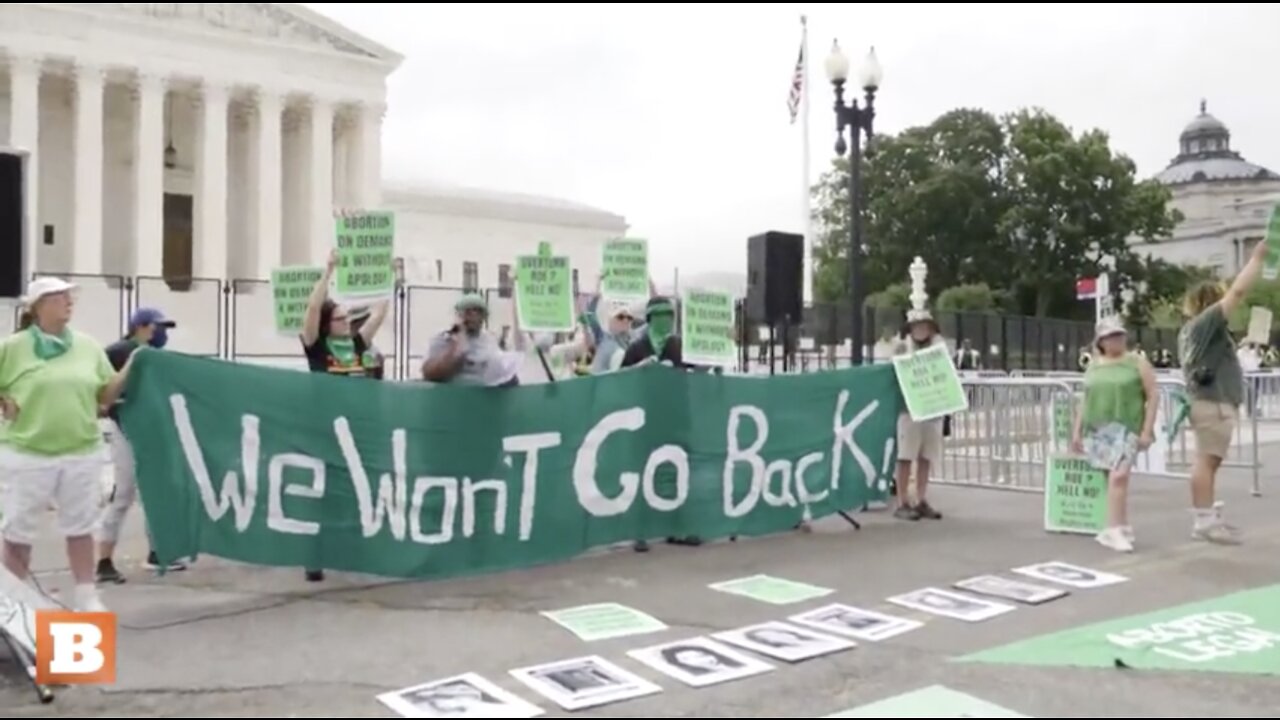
[825,685,1031,718]
[892,344,968,421]
[271,266,323,335]
[681,289,737,367]
[961,584,1280,675]
[1043,455,1107,534]
[709,574,833,605]
[516,250,574,332]
[334,211,396,299]
[541,602,667,642]
[601,238,649,304]
[1263,203,1280,281]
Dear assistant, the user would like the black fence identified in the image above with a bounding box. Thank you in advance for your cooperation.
[5,273,1183,377]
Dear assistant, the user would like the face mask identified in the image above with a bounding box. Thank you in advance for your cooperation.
[647,312,675,355]
[149,326,169,349]
[326,336,357,366]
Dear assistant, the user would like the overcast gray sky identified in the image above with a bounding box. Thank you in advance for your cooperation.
[308,2,1280,281]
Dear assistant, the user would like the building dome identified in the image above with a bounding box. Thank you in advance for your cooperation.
[1155,100,1280,186]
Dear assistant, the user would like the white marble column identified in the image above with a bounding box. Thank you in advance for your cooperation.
[340,105,362,207]
[7,55,41,280]
[252,89,284,278]
[307,96,334,262]
[360,101,384,207]
[132,72,167,277]
[194,81,229,279]
[71,63,106,275]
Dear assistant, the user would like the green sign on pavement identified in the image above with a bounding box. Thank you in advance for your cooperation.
[119,350,899,581]
[270,266,324,336]
[601,238,649,304]
[961,583,1280,675]
[825,685,1031,718]
[541,602,667,642]
[681,289,737,368]
[1263,203,1280,281]
[516,244,575,333]
[333,211,396,299]
[1043,455,1108,534]
[892,344,969,422]
[709,574,834,605]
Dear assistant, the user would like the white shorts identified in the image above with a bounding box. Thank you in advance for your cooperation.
[0,445,105,545]
[897,414,945,463]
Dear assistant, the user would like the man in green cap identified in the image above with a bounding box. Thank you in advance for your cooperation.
[423,293,510,385]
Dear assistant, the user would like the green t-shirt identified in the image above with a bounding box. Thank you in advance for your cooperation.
[0,329,114,456]
[1081,354,1146,435]
[1177,305,1243,407]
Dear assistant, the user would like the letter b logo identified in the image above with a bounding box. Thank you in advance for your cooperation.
[35,610,117,684]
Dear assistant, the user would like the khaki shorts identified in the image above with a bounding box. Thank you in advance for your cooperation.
[898,414,944,463]
[1189,399,1237,459]
[0,446,104,545]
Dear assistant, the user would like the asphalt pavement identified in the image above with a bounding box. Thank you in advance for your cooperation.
[2,453,1278,718]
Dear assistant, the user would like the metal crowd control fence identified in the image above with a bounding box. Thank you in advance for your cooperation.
[135,275,223,357]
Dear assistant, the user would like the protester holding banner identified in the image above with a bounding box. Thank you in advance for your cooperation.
[0,277,135,612]
[892,311,947,522]
[300,250,390,380]
[1070,317,1157,553]
[349,306,386,380]
[621,296,684,369]
[1177,240,1267,544]
[97,308,188,583]
[422,293,515,386]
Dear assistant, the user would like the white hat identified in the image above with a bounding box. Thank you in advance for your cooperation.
[20,277,76,305]
[1095,315,1127,341]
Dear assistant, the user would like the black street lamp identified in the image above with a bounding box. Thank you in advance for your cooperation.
[826,42,882,365]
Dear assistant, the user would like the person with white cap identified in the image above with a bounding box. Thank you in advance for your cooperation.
[96,307,187,584]
[1071,316,1158,553]
[0,277,135,611]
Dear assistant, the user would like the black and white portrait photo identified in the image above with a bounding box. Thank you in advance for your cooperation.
[510,656,661,711]
[376,673,544,719]
[628,637,774,688]
[790,603,924,642]
[888,587,1016,622]
[713,621,856,663]
[1012,562,1128,589]
[955,575,1069,605]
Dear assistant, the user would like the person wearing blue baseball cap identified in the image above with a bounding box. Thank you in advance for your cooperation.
[96,306,186,584]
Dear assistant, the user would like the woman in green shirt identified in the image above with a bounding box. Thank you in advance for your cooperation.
[0,278,134,612]
[1071,317,1158,553]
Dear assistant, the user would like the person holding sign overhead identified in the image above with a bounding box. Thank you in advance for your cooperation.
[1071,316,1157,553]
[892,310,947,522]
[298,250,389,582]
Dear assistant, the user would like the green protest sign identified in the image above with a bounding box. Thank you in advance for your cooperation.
[516,244,574,332]
[962,583,1280,676]
[541,603,667,642]
[1043,455,1107,534]
[1049,393,1074,450]
[709,574,833,605]
[334,211,395,299]
[601,238,649,304]
[826,685,1031,718]
[681,289,737,367]
[891,344,968,421]
[270,266,323,336]
[1264,203,1280,281]
[119,351,899,581]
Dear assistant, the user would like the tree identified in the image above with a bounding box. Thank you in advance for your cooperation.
[937,283,1002,313]
[1120,257,1215,326]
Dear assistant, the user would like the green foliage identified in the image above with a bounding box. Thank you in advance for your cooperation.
[937,283,1000,313]
[811,107,1183,320]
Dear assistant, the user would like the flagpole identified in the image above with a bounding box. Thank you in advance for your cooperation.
[800,14,814,307]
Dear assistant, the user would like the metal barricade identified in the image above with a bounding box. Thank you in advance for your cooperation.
[135,275,224,357]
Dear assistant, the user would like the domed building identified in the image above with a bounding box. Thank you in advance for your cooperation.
[1136,101,1280,275]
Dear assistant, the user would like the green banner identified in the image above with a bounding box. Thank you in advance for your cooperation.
[600,238,649,304]
[516,244,574,332]
[892,344,968,421]
[962,583,1280,676]
[270,266,323,336]
[681,289,737,367]
[1043,455,1107,534]
[334,211,396,299]
[1264,203,1280,281]
[118,351,899,580]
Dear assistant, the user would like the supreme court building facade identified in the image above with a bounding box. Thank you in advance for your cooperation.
[0,3,400,345]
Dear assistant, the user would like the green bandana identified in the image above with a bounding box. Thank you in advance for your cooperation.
[29,325,73,361]
[326,337,357,366]
[646,302,675,358]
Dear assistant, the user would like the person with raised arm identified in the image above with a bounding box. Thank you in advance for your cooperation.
[0,278,136,611]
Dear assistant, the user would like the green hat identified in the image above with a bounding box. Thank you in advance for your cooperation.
[455,293,487,313]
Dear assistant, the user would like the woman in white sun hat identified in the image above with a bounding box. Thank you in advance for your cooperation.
[0,277,135,611]
[1072,315,1158,553]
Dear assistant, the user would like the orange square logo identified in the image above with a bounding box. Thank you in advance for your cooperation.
[34,610,117,685]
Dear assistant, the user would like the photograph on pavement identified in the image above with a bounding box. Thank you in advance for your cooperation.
[789,603,924,642]
[713,621,856,663]
[627,636,774,688]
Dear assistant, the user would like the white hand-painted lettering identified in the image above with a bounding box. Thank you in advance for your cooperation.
[574,409,645,517]
[267,453,325,536]
[763,459,797,508]
[410,476,458,545]
[831,390,879,489]
[794,452,827,505]
[642,444,689,512]
[723,405,768,518]
[503,432,561,541]
[463,478,507,538]
[335,419,408,540]
[171,394,258,531]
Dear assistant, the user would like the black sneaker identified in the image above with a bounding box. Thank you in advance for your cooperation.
[145,552,188,572]
[96,558,126,585]
[633,540,650,553]
[894,505,921,521]
[666,536,703,547]
[916,502,943,520]
[305,569,325,582]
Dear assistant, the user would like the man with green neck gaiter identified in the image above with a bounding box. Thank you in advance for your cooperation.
[621,296,684,369]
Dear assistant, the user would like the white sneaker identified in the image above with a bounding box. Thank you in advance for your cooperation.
[1191,521,1242,545]
[1121,526,1136,543]
[1095,527,1134,553]
[72,585,108,613]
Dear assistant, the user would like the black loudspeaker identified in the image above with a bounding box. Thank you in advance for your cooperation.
[746,231,803,325]
[0,152,23,299]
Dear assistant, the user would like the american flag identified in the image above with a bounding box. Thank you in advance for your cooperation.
[787,38,806,124]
